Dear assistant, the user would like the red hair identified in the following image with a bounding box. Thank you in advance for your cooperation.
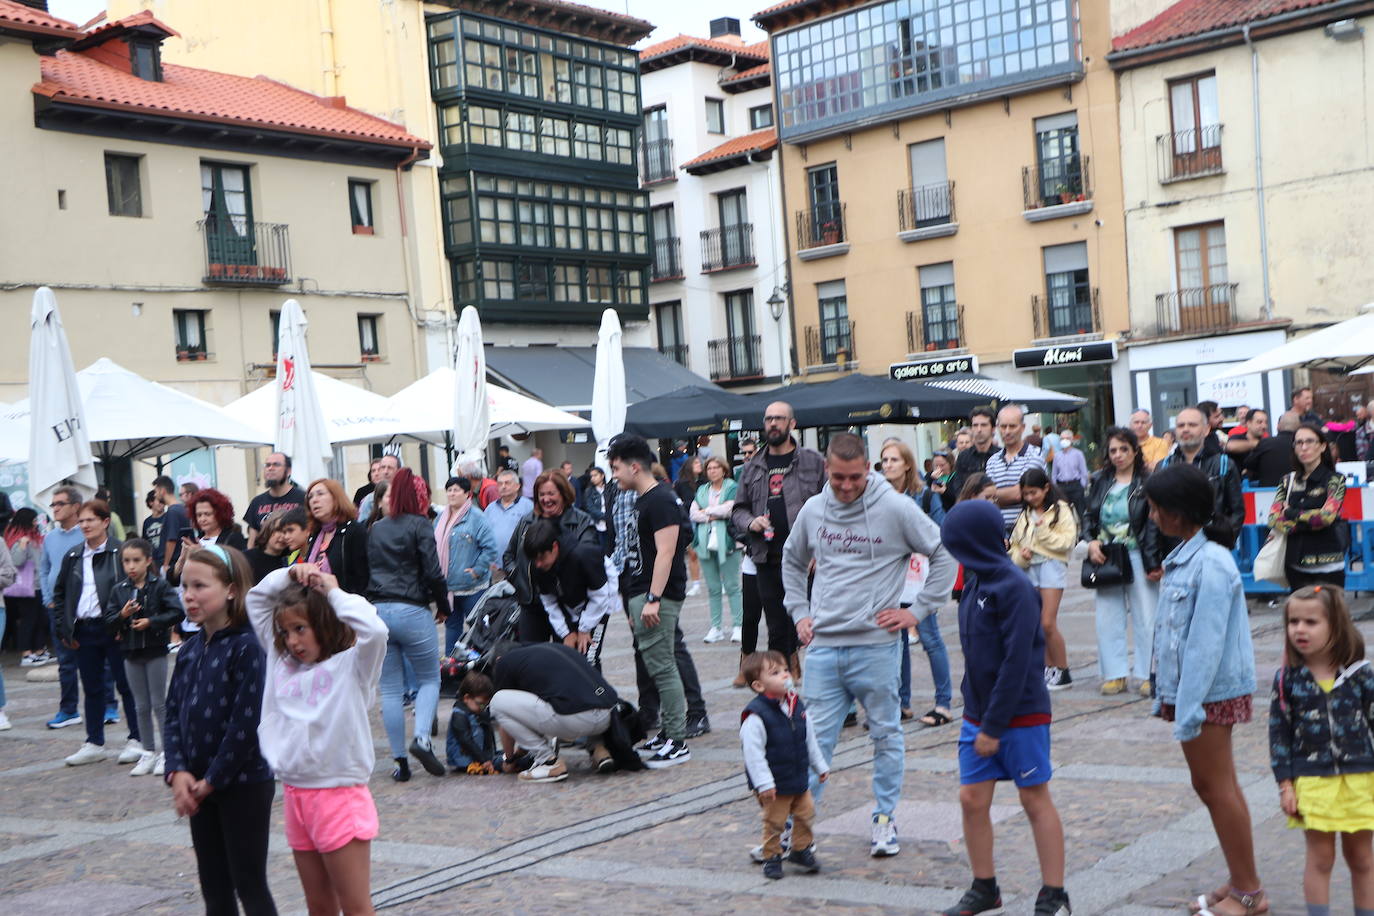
[305,478,358,533]
[387,468,430,518]
[188,487,236,534]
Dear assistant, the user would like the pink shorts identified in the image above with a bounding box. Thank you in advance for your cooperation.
[282,784,379,853]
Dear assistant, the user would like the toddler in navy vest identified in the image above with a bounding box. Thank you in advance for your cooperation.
[740,650,829,880]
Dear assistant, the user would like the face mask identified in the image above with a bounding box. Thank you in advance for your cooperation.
[781,676,795,693]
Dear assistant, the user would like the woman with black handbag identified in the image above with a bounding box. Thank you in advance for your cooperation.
[1082,427,1162,698]
[1268,423,1348,589]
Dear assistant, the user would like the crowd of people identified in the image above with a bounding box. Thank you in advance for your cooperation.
[1,384,1370,916]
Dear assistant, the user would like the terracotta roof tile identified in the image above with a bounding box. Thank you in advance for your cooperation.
[753,0,818,25]
[639,33,769,63]
[682,128,778,170]
[0,0,81,37]
[1113,0,1337,52]
[34,49,430,149]
[721,60,771,84]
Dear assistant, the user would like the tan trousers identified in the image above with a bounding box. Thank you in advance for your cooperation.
[758,789,815,858]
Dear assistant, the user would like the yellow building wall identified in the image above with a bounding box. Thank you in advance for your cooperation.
[1115,21,1374,328]
[778,6,1129,377]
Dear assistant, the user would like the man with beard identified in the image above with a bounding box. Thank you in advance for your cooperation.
[243,452,305,548]
[1156,406,1245,549]
[947,407,998,504]
[731,402,825,681]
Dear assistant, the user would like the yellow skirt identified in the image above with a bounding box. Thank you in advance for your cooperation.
[1287,772,1374,832]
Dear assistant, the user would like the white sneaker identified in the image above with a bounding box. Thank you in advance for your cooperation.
[152,752,165,776]
[117,739,145,764]
[870,813,900,857]
[702,626,724,643]
[686,580,702,597]
[65,742,109,766]
[731,626,742,643]
[0,710,11,730]
[130,750,157,776]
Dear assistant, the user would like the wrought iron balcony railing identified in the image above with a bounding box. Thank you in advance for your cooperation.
[1031,287,1101,339]
[897,182,955,231]
[199,218,291,286]
[1155,283,1238,335]
[707,335,763,380]
[1157,125,1224,182]
[906,304,965,353]
[700,224,755,272]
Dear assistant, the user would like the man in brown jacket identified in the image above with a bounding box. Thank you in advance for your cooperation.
[731,401,826,682]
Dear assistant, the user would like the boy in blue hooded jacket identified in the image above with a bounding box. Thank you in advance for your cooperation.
[938,499,1070,916]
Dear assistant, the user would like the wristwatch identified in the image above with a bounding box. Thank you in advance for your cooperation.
[645,592,661,604]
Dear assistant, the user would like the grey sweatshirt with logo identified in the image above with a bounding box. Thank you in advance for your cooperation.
[782,471,956,648]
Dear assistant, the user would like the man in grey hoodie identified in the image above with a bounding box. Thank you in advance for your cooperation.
[782,432,956,858]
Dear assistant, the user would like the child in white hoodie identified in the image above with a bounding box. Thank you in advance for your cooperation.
[247,563,388,915]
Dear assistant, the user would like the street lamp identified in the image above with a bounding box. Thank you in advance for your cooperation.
[767,286,789,381]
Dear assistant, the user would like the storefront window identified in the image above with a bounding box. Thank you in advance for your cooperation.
[1036,364,1113,467]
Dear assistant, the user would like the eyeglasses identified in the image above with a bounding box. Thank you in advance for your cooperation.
[763,415,791,423]
[48,501,70,508]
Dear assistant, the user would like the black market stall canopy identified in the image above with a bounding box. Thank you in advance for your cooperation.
[623,386,759,439]
[751,373,991,428]
[485,345,718,411]
[922,374,1086,414]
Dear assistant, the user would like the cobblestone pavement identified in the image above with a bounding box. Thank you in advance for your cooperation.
[1,556,1366,915]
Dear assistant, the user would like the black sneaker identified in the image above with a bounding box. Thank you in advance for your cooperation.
[762,854,783,880]
[684,714,711,738]
[785,845,820,873]
[1046,667,1073,691]
[1033,887,1071,916]
[409,737,446,776]
[940,883,1003,916]
[843,711,859,728]
[644,738,690,768]
[636,732,667,755]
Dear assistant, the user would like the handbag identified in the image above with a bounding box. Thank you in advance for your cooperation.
[706,522,720,553]
[1081,541,1134,589]
[1255,472,1295,588]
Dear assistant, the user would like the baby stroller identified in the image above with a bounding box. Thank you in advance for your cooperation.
[440,580,522,697]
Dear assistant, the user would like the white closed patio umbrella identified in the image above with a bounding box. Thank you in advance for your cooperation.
[27,287,96,506]
[591,308,626,473]
[274,300,333,485]
[1211,304,1374,379]
[451,306,489,473]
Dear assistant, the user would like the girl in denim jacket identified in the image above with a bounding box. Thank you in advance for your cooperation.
[1270,585,1374,916]
[1144,464,1263,916]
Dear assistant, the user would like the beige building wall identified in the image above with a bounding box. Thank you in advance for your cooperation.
[1115,22,1374,329]
[0,41,427,513]
[778,5,1129,378]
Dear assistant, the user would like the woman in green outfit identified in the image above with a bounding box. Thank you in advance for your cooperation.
[690,456,742,644]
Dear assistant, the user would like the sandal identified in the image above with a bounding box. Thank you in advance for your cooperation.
[918,707,953,727]
[1198,888,1267,916]
[1189,887,1229,913]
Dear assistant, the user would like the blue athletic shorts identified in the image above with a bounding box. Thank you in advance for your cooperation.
[957,718,1052,787]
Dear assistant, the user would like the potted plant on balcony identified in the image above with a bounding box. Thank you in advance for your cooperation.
[1056,184,1073,205]
[819,220,841,246]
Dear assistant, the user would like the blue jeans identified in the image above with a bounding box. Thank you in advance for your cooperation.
[802,641,904,818]
[73,620,138,746]
[50,607,79,715]
[376,602,440,759]
[444,591,484,657]
[899,612,953,711]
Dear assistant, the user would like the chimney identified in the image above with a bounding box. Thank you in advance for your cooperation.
[709,17,741,39]
[12,1,51,12]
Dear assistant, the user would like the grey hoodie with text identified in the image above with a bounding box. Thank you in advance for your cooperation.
[782,471,956,648]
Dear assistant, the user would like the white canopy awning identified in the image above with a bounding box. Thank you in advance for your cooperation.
[386,368,589,440]
[0,357,271,464]
[1212,305,1374,379]
[224,370,423,446]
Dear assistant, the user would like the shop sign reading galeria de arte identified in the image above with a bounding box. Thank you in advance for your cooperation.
[1012,340,1117,370]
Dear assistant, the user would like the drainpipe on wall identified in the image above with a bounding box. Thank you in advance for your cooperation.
[1243,23,1274,321]
[394,147,430,378]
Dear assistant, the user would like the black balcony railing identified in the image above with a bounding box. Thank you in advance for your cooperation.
[1022,155,1092,211]
[658,343,690,366]
[796,204,847,250]
[1158,125,1224,182]
[1032,288,1101,339]
[700,224,755,272]
[641,137,675,184]
[651,237,683,281]
[906,304,965,353]
[804,320,856,368]
[1155,283,1238,336]
[897,182,955,231]
[708,335,763,380]
[199,219,291,286]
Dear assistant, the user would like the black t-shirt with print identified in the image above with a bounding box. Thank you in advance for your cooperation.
[625,483,688,601]
[243,484,306,533]
[764,449,797,560]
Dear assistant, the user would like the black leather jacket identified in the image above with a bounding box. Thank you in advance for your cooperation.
[305,519,370,596]
[1082,469,1162,571]
[52,538,122,643]
[103,574,183,654]
[365,514,446,610]
[502,506,598,606]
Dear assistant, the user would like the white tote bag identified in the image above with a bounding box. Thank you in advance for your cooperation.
[1253,473,1292,588]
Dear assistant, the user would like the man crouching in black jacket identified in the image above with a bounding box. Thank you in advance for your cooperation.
[489,642,640,782]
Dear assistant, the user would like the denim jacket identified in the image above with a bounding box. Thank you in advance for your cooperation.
[1152,530,1257,742]
[1270,660,1374,782]
[442,509,498,595]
